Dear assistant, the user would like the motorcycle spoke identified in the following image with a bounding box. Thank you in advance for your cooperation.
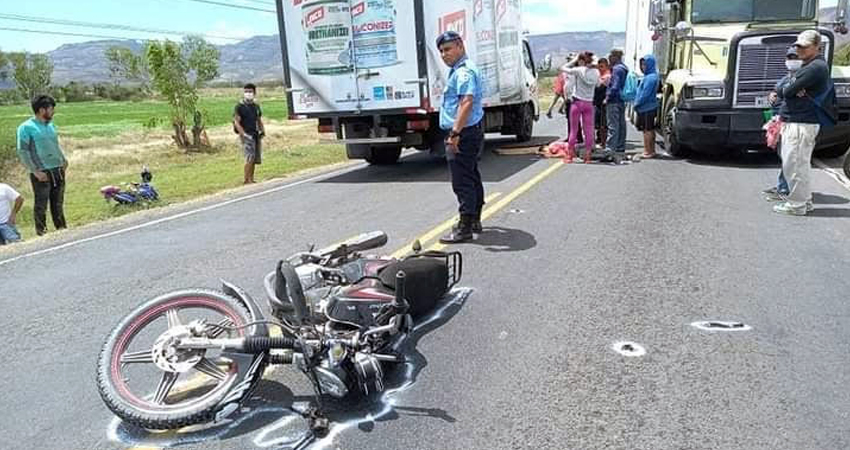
[153,371,180,405]
[120,350,154,364]
[208,318,234,338]
[165,308,181,329]
[194,358,229,381]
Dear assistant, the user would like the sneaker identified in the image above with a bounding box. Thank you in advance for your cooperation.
[773,202,808,216]
[762,187,787,202]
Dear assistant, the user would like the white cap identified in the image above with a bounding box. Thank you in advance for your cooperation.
[794,30,821,48]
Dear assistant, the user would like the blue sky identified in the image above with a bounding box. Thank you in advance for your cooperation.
[0,0,841,53]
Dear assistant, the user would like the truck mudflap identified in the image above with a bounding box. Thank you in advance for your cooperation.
[674,107,850,154]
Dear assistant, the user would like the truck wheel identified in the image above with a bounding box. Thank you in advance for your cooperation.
[814,141,850,159]
[366,146,402,165]
[663,105,689,158]
[516,103,534,142]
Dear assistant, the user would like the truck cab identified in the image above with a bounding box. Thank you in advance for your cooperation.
[642,0,850,157]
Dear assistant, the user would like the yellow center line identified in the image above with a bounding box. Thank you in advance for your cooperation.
[425,160,564,252]
[389,192,503,260]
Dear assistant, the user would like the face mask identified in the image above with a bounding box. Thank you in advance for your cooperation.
[244,92,255,101]
[785,60,803,72]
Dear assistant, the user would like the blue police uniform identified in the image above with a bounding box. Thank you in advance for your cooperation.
[437,37,486,242]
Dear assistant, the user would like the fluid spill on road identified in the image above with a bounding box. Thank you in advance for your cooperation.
[107,287,474,449]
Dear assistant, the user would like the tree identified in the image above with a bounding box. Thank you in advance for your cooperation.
[0,49,8,80]
[836,43,850,66]
[9,52,53,101]
[105,46,150,93]
[145,37,219,150]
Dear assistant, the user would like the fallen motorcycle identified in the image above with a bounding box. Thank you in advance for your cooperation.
[100,166,159,205]
[95,231,461,433]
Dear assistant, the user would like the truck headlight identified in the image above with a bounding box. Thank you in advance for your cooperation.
[835,83,850,98]
[685,83,725,99]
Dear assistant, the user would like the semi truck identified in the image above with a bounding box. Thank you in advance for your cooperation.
[273,0,545,164]
[626,0,850,158]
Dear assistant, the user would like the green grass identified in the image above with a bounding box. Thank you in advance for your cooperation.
[7,140,347,241]
[0,87,355,242]
[1,88,289,171]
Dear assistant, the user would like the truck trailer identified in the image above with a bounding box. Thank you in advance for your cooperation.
[273,0,544,164]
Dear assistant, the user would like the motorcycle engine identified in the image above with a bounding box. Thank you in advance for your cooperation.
[354,352,385,395]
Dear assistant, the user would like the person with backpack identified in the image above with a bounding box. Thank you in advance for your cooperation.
[773,30,834,216]
[234,83,265,185]
[604,49,630,160]
[634,54,660,158]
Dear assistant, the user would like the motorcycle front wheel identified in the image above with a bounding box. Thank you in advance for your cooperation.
[96,289,267,430]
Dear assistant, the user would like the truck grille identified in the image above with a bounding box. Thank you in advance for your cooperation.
[734,35,829,109]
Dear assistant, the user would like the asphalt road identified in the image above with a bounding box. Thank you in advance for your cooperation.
[2,114,850,450]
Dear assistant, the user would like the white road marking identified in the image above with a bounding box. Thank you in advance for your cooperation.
[0,163,364,268]
[813,158,850,192]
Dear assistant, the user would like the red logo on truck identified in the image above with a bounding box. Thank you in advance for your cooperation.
[439,10,466,40]
[496,0,507,21]
[305,7,325,27]
[352,2,365,17]
[294,0,303,5]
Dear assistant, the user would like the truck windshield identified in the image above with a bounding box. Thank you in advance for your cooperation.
[691,0,817,24]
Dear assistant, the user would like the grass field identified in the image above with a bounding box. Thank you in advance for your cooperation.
[0,88,350,242]
[0,88,289,170]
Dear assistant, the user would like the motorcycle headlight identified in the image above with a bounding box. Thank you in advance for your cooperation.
[685,83,725,99]
[835,83,850,98]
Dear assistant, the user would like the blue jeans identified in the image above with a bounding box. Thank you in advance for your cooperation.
[0,223,21,245]
[606,102,627,152]
[777,142,790,194]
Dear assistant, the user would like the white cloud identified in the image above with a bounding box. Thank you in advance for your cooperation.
[523,0,628,35]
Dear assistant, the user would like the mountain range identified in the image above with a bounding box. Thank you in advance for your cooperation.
[5,7,847,86]
[41,31,624,85]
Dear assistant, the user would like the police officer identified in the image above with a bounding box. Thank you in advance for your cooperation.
[436,31,485,244]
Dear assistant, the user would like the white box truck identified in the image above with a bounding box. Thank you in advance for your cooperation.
[274,0,545,164]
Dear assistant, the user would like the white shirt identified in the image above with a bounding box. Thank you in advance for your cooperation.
[0,183,21,224]
[561,66,601,102]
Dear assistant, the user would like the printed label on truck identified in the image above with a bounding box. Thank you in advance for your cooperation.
[474,0,499,101]
[284,0,421,114]
[495,0,521,101]
[352,0,399,69]
[302,0,353,75]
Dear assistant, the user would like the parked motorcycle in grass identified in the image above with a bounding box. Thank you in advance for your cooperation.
[100,166,159,205]
[95,231,461,434]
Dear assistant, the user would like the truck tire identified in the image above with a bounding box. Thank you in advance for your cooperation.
[814,141,850,159]
[663,105,689,158]
[516,103,534,142]
[366,146,402,165]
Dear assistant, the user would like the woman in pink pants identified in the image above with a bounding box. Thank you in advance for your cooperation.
[560,52,600,163]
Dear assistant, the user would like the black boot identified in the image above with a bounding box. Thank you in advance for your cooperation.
[440,214,474,244]
[472,211,483,234]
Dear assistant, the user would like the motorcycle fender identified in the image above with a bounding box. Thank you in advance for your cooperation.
[220,279,269,338]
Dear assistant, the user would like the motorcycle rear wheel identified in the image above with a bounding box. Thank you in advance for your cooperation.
[96,289,267,430]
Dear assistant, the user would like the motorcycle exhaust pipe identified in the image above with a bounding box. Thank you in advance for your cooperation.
[277,260,311,325]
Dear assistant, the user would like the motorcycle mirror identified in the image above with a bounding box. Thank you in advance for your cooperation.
[412,240,422,253]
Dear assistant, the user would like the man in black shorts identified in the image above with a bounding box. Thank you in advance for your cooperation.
[633,55,660,158]
[234,83,265,184]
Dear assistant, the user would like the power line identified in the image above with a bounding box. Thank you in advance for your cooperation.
[0,13,243,41]
[167,0,276,13]
[0,26,152,42]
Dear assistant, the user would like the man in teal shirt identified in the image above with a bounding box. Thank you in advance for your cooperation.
[437,31,486,244]
[17,95,68,236]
